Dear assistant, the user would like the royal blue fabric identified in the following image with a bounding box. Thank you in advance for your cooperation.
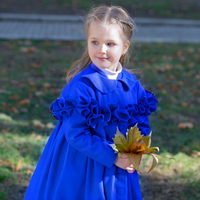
[24,63,158,200]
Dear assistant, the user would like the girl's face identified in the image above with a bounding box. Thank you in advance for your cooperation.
[88,22,130,72]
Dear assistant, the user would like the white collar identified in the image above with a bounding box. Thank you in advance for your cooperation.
[99,63,122,80]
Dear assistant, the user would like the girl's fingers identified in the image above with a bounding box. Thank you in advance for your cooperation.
[126,164,135,173]
[126,167,135,173]
[120,153,128,159]
[127,170,134,173]
[126,166,135,171]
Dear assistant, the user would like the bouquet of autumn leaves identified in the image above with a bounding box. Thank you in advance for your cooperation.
[111,124,174,174]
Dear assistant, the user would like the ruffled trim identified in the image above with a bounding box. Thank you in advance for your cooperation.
[50,90,158,133]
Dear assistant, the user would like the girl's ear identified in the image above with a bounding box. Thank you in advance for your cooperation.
[123,40,130,54]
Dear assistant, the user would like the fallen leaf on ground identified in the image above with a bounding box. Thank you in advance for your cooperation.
[16,99,30,105]
[35,135,42,140]
[43,82,51,88]
[181,103,189,107]
[191,151,200,158]
[159,113,167,119]
[46,122,55,129]
[161,89,167,94]
[10,107,19,114]
[178,122,194,129]
[168,75,174,80]
[15,159,22,172]
[9,95,20,100]
[165,64,173,71]
[32,120,45,128]
[169,85,179,91]
[19,46,37,54]
[7,161,15,171]
[193,90,198,95]
[177,81,184,86]
[157,83,164,89]
[27,169,34,175]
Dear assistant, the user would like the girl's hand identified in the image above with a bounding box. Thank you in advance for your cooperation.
[114,153,135,173]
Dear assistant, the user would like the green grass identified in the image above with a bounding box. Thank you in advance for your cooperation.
[0,191,7,200]
[0,39,200,199]
[65,0,200,19]
[134,43,200,199]
[0,0,200,19]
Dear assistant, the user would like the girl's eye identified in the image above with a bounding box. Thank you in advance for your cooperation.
[107,43,114,46]
[92,41,98,45]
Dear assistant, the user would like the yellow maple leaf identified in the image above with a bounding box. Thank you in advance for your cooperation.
[112,124,175,174]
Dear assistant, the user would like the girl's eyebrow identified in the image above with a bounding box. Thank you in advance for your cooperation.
[90,37,117,42]
[90,37,98,40]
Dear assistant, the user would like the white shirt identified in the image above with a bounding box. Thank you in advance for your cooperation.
[99,63,122,80]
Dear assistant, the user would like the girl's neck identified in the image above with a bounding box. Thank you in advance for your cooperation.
[98,63,122,80]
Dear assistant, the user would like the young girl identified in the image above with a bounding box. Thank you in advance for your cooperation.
[24,5,157,200]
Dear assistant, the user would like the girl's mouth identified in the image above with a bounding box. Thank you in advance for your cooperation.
[97,57,108,61]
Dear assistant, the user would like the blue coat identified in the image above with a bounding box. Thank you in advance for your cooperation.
[24,63,158,200]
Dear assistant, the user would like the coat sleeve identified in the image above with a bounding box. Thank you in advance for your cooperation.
[50,81,118,168]
[136,81,158,136]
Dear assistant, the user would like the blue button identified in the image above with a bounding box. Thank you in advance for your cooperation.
[117,189,124,195]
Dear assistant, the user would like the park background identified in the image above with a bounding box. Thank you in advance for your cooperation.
[0,0,200,199]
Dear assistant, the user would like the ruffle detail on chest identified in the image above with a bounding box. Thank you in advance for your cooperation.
[50,90,158,133]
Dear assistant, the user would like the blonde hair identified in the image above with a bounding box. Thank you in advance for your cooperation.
[67,5,135,83]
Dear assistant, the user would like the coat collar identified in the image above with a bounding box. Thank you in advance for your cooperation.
[81,63,137,93]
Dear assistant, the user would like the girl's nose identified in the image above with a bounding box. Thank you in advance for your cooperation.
[98,44,107,54]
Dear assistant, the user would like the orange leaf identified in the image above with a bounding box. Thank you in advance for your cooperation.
[7,161,15,171]
[159,113,167,119]
[10,107,19,114]
[178,122,194,129]
[0,139,5,144]
[15,159,22,172]
[169,85,179,91]
[16,99,30,105]
[168,75,174,80]
[9,95,20,100]
[127,153,143,174]
[146,153,159,173]
[181,103,189,107]
[129,142,137,153]
[165,64,172,71]
[192,151,200,158]
[161,89,167,95]
[157,83,164,89]
[35,135,42,140]
[43,82,51,89]
[177,81,184,86]
[27,169,34,175]
[193,90,198,95]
